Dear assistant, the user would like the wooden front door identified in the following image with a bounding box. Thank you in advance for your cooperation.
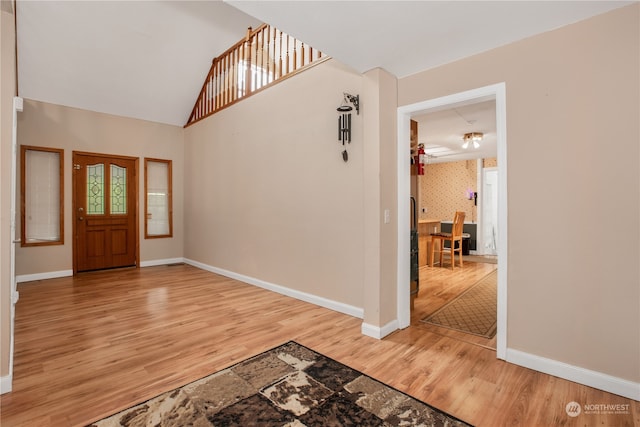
[73,152,138,272]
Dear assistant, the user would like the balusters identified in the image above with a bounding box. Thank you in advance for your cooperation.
[255,28,261,89]
[206,74,211,115]
[244,30,252,96]
[266,26,271,85]
[215,58,220,111]
[278,30,283,79]
[232,49,237,102]
[292,40,297,72]
[261,26,267,87]
[226,52,231,103]
[285,34,290,75]
[187,23,328,126]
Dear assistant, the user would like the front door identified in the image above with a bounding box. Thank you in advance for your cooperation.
[73,152,138,272]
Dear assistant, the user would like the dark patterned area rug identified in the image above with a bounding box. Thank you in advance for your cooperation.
[89,341,471,426]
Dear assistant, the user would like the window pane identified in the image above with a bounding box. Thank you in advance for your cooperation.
[87,163,104,215]
[25,150,61,242]
[145,159,172,237]
[21,146,64,247]
[110,164,127,214]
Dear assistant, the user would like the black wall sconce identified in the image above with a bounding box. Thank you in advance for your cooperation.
[337,93,359,162]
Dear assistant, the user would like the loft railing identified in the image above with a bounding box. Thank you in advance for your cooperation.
[185,23,329,127]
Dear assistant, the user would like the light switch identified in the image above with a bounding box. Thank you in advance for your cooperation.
[384,209,390,224]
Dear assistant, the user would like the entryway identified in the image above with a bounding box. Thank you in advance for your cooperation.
[72,152,138,273]
[397,83,507,359]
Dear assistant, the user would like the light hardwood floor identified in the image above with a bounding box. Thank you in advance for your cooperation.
[1,263,638,426]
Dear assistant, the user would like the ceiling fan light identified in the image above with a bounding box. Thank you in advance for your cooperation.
[463,132,483,149]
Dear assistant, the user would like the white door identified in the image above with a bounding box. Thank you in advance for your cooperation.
[482,167,498,256]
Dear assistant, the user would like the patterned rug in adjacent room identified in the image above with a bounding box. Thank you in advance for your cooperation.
[422,269,497,338]
[89,341,471,427]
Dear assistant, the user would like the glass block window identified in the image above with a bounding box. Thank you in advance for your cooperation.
[87,164,105,215]
[110,165,127,214]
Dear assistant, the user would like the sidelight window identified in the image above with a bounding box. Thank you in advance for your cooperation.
[144,158,172,238]
[20,146,64,246]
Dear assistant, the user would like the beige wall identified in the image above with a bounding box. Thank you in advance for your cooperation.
[4,1,637,393]
[419,158,497,222]
[399,4,639,382]
[184,59,367,311]
[362,68,398,328]
[15,100,185,275]
[1,3,17,380]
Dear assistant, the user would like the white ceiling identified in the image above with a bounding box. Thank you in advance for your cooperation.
[16,1,262,126]
[228,0,632,77]
[16,1,633,127]
[416,100,497,164]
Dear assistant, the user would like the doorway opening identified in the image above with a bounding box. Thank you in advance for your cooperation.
[72,152,139,273]
[397,83,508,359]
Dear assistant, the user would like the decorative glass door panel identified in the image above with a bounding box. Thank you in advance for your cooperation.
[110,164,127,214]
[87,163,105,215]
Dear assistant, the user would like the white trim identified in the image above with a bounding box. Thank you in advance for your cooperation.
[0,374,12,394]
[184,258,364,319]
[139,257,185,268]
[7,97,23,397]
[396,83,508,360]
[507,348,640,401]
[361,320,399,340]
[396,113,411,329]
[15,269,73,283]
[494,83,508,360]
[14,259,186,283]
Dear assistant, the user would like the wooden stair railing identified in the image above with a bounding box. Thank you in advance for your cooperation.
[185,23,329,127]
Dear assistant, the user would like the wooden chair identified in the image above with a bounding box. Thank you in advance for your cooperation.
[429,211,466,270]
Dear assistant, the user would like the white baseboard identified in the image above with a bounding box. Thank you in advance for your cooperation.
[507,348,640,401]
[15,259,185,283]
[184,258,364,319]
[139,257,185,268]
[16,269,73,283]
[361,319,399,340]
[0,374,12,394]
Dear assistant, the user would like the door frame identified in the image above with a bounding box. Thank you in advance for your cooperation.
[396,83,508,359]
[72,151,140,274]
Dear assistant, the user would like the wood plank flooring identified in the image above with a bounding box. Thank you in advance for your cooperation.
[1,263,638,426]
[414,260,498,350]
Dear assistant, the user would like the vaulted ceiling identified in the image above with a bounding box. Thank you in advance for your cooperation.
[16,1,632,127]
